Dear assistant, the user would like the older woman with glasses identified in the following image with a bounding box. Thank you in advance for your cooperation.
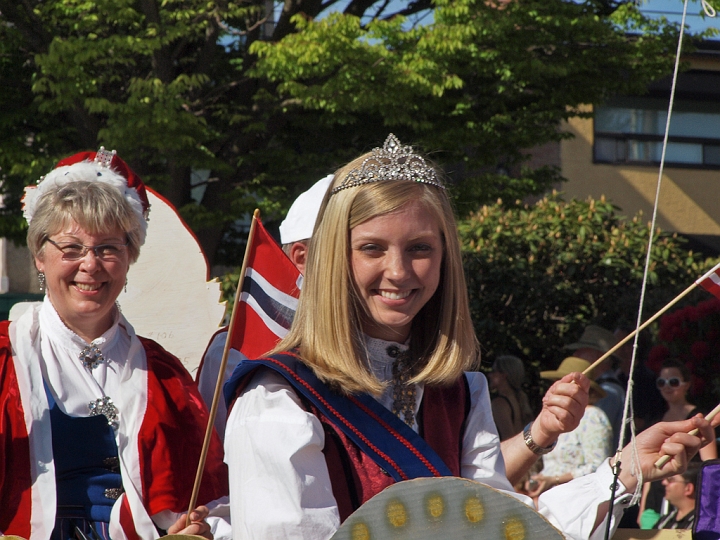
[0,150,229,540]
[638,358,717,527]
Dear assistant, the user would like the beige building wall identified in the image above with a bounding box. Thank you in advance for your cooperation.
[560,109,720,239]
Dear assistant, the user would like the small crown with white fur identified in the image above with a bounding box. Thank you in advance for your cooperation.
[331,134,444,194]
[23,146,150,245]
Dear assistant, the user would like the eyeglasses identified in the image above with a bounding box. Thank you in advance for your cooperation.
[664,476,687,484]
[46,238,128,262]
[656,377,684,389]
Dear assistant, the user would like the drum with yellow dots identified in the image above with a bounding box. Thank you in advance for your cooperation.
[330,477,563,540]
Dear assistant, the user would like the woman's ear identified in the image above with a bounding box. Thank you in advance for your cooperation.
[35,255,45,274]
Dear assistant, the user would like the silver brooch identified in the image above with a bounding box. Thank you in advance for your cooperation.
[79,343,105,370]
[331,134,445,194]
[89,396,119,428]
[104,487,124,500]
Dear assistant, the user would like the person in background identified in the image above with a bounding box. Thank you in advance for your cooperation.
[639,358,717,528]
[223,134,717,540]
[526,357,613,500]
[0,150,229,539]
[653,462,701,529]
[196,175,333,438]
[489,355,534,441]
[565,324,625,448]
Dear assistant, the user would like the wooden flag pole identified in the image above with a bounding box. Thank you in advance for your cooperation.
[186,209,261,525]
[582,261,720,378]
[581,281,698,378]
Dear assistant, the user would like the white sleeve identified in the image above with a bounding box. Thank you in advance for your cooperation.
[197,331,247,439]
[462,372,631,540]
[461,371,515,492]
[538,459,632,540]
[225,369,341,540]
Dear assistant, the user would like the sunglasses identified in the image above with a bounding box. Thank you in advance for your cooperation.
[656,377,684,389]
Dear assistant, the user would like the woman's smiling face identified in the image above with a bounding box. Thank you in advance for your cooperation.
[350,199,443,342]
[35,219,129,341]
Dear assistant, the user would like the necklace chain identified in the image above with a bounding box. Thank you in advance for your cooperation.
[389,346,416,427]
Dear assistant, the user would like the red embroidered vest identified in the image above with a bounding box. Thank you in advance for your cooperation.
[304,377,470,521]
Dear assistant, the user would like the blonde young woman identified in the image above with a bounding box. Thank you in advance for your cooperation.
[223,134,717,540]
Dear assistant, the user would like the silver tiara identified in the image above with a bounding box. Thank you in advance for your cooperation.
[331,134,445,194]
[94,146,117,168]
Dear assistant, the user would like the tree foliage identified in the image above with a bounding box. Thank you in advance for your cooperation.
[0,0,699,264]
[459,193,719,376]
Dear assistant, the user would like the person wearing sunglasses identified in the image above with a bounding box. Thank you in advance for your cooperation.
[638,358,718,528]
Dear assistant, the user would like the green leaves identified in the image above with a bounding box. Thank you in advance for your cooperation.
[0,0,692,266]
[459,193,718,372]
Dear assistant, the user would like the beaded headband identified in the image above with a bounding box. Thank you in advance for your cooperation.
[331,134,445,194]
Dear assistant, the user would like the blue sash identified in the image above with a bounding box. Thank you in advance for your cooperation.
[224,352,453,482]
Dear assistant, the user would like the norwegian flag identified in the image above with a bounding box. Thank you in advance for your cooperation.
[228,216,302,359]
[696,262,720,300]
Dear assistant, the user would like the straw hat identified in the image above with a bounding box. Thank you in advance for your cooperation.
[564,325,618,356]
[540,357,606,398]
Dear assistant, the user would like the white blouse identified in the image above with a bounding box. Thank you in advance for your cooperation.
[224,337,630,540]
[22,298,231,539]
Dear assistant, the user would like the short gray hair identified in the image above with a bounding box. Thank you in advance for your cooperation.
[27,181,143,264]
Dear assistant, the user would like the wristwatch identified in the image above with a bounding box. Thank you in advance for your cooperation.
[522,421,557,455]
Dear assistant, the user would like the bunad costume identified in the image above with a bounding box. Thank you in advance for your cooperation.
[224,337,633,540]
[0,299,230,540]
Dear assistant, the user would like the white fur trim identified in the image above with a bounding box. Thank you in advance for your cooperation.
[23,161,148,245]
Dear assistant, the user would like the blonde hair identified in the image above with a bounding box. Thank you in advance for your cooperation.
[27,181,143,264]
[274,152,480,395]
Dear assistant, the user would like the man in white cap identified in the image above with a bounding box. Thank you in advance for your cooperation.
[278,174,333,272]
[196,175,334,437]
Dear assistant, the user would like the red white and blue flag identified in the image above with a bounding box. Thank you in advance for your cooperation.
[696,261,720,300]
[228,216,302,359]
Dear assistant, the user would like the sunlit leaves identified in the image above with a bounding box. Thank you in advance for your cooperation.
[458,193,718,371]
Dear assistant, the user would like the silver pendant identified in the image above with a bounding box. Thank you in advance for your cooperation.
[79,344,105,370]
[89,396,119,428]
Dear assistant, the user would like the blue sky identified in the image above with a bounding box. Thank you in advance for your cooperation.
[638,0,719,33]
[324,0,718,34]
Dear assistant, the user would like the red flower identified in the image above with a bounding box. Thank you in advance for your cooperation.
[685,306,701,322]
[691,341,711,361]
[690,374,705,399]
[647,345,669,374]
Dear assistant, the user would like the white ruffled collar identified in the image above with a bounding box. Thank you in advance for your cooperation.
[39,296,121,360]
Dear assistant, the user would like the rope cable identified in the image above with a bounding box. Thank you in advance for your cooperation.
[603,1,695,538]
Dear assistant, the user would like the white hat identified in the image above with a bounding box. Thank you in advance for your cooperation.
[279,174,333,245]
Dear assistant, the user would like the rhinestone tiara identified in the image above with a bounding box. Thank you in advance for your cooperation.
[331,134,445,194]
